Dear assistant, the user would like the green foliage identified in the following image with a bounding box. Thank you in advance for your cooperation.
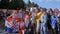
[0,0,26,9]
[0,0,9,9]
[27,0,38,7]
[28,0,31,5]
[9,0,26,9]
[0,0,38,9]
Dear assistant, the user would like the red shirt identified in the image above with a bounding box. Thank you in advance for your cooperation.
[23,14,29,20]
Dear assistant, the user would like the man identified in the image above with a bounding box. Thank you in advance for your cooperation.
[50,8,59,34]
[53,8,59,34]
[5,16,13,33]
[18,8,23,18]
[30,8,37,34]
[40,8,47,34]
[23,11,30,29]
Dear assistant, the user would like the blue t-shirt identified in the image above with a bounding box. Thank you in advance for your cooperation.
[50,15,57,29]
[18,12,23,18]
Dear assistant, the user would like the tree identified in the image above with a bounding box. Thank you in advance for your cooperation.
[27,0,38,7]
[34,3,38,7]
[0,0,9,9]
[27,0,31,5]
[0,0,26,9]
[9,0,26,9]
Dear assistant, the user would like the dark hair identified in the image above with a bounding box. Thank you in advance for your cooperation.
[49,8,53,13]
[58,16,60,20]
[42,8,47,12]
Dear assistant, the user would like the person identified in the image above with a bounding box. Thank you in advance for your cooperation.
[50,8,59,34]
[57,16,60,32]
[23,11,30,29]
[19,19,25,34]
[40,8,47,34]
[57,11,60,18]
[57,9,60,33]
[12,10,21,33]
[5,10,20,33]
[6,9,11,17]
[54,8,59,34]
[5,15,13,33]
[18,8,23,18]
[23,11,30,34]
[30,8,36,34]
[0,9,3,22]
[0,9,5,23]
[0,9,2,20]
[47,8,53,34]
[35,8,42,34]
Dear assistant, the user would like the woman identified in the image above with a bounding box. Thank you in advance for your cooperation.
[23,11,30,34]
[47,8,53,34]
[18,19,25,34]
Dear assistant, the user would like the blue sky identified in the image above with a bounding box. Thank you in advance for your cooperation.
[23,0,60,10]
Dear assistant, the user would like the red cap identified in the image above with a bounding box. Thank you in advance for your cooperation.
[54,8,59,11]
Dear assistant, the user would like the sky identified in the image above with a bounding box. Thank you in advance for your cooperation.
[23,0,60,10]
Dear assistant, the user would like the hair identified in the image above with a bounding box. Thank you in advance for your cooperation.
[42,8,47,12]
[58,16,60,20]
[25,11,29,15]
[49,8,53,13]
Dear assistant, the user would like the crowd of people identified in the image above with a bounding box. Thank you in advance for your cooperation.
[0,5,60,34]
